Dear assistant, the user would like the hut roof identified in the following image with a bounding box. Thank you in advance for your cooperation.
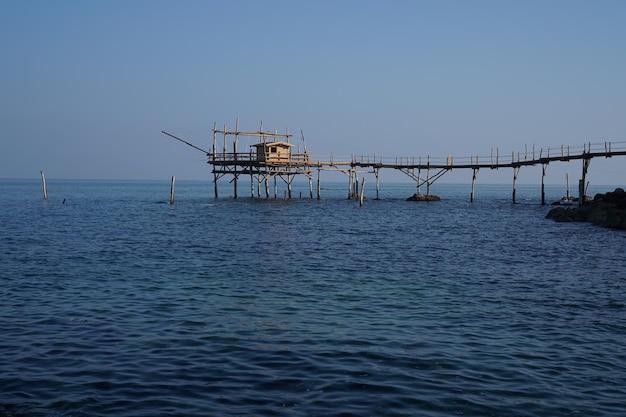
[251,141,294,149]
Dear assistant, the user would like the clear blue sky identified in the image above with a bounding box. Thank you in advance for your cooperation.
[2,0,625,184]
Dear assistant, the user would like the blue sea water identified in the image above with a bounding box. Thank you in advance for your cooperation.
[1,179,625,417]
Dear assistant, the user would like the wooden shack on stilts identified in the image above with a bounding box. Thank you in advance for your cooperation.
[210,120,313,199]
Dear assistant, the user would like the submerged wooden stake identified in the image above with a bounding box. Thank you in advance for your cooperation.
[170,176,175,204]
[40,170,48,200]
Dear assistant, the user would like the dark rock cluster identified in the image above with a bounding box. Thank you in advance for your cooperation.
[406,193,441,202]
[546,188,626,230]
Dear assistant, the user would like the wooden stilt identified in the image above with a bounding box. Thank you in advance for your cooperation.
[274,176,277,199]
[287,174,293,199]
[579,158,591,206]
[512,166,520,203]
[417,160,422,195]
[347,169,353,199]
[170,176,175,204]
[213,123,218,198]
[470,168,478,202]
[265,175,269,199]
[541,163,548,205]
[375,168,380,200]
[359,177,366,207]
[233,119,239,199]
[309,176,313,199]
[426,156,431,195]
[317,167,321,200]
[40,170,48,200]
[250,168,254,198]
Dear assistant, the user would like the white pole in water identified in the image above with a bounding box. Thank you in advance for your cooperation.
[41,170,48,200]
[170,176,175,204]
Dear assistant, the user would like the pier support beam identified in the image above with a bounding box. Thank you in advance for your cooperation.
[512,166,521,203]
[375,167,380,200]
[540,165,547,205]
[359,177,366,207]
[317,167,321,200]
[416,165,422,195]
[470,168,479,203]
[579,157,591,206]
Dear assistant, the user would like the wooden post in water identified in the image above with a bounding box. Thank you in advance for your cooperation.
[288,174,293,199]
[375,167,380,200]
[426,156,431,196]
[540,164,546,205]
[40,170,48,200]
[170,176,175,204]
[470,168,478,203]
[317,167,321,200]
[213,123,219,198]
[347,168,351,199]
[512,166,521,203]
[359,177,366,207]
[233,119,239,199]
[417,158,422,195]
[579,158,591,206]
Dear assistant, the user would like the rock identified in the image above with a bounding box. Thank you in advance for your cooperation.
[546,188,626,230]
[406,193,441,202]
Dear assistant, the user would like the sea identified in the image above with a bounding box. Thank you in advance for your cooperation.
[1,178,625,417]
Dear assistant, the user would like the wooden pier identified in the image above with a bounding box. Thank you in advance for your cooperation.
[163,121,626,205]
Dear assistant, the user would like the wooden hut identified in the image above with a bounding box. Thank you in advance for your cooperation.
[251,141,294,163]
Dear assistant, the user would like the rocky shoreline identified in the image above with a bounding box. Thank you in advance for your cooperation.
[546,188,626,230]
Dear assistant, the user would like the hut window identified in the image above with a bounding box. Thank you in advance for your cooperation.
[270,146,277,153]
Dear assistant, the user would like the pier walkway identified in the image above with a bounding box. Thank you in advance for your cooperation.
[162,124,626,205]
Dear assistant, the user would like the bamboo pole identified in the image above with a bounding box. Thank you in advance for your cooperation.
[40,170,48,200]
[170,176,175,204]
